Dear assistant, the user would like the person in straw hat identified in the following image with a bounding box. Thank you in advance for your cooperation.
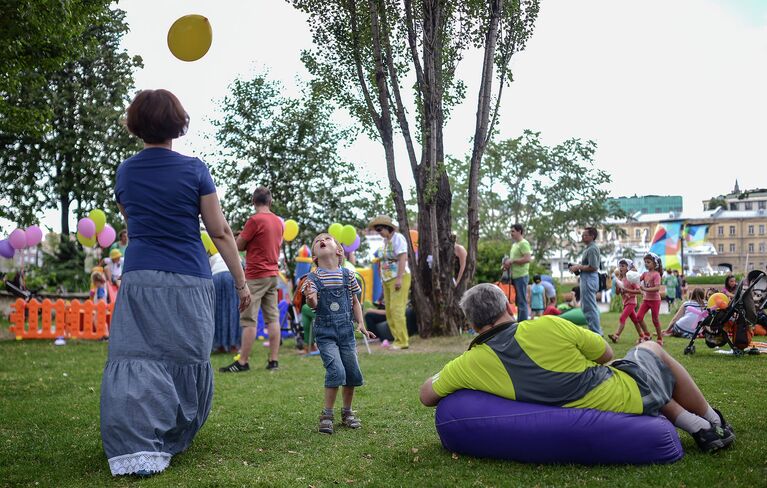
[368,215,411,349]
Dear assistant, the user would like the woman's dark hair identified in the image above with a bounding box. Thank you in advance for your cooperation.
[533,274,541,282]
[724,273,737,291]
[125,89,189,144]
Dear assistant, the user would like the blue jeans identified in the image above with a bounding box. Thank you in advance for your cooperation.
[580,271,602,335]
[315,318,364,388]
[513,276,529,322]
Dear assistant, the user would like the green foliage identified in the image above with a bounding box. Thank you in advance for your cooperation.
[0,0,112,138]
[207,72,384,279]
[31,238,89,292]
[0,327,765,486]
[0,5,142,234]
[474,239,507,284]
[707,197,727,210]
[685,274,741,286]
[449,130,626,260]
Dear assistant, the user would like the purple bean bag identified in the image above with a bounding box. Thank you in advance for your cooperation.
[435,390,683,465]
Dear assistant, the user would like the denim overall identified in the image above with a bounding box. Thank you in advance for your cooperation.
[309,268,364,388]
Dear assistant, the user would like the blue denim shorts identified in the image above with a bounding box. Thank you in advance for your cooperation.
[314,317,364,388]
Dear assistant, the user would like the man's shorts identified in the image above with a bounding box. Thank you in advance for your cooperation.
[611,347,675,416]
[241,276,279,326]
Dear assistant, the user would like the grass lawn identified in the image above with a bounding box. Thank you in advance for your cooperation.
[1,312,765,487]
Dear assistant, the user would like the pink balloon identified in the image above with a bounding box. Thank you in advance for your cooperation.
[77,218,96,238]
[97,224,116,248]
[25,225,43,247]
[8,228,26,250]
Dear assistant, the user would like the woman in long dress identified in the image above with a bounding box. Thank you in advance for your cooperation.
[100,89,251,476]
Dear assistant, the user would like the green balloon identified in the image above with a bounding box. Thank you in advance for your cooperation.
[89,209,107,233]
[340,225,356,246]
[328,223,343,240]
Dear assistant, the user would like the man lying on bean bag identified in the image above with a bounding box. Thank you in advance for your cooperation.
[419,283,735,453]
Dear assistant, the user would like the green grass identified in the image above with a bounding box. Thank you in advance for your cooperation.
[1,312,765,487]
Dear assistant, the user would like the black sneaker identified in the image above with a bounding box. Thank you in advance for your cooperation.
[219,361,250,373]
[714,408,736,439]
[691,423,735,453]
[266,360,279,370]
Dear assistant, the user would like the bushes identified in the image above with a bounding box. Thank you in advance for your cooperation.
[685,274,741,285]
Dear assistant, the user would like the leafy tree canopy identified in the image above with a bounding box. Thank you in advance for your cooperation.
[0,5,142,234]
[207,72,384,277]
[449,130,626,261]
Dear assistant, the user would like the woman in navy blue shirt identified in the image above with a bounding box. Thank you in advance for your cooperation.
[100,89,251,477]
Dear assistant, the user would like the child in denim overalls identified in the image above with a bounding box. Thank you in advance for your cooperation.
[303,233,376,434]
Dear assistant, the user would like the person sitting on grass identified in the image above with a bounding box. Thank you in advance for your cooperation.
[419,283,736,453]
[542,296,561,316]
[302,233,376,434]
[663,287,707,339]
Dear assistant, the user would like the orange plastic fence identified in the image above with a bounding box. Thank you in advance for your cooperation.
[9,298,113,340]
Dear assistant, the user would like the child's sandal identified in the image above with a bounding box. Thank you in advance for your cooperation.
[318,414,334,434]
[341,411,361,429]
[608,334,620,343]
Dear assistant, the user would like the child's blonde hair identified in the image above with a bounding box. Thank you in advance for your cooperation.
[311,233,344,267]
[91,271,106,284]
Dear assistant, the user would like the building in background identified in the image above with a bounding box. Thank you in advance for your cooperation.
[608,195,683,215]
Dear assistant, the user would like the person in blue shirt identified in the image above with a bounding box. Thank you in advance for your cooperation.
[530,274,545,317]
[99,89,251,477]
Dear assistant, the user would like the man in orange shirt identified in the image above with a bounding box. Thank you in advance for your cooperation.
[220,187,284,372]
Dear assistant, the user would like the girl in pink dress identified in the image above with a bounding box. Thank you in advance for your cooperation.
[637,252,664,345]
[609,259,649,343]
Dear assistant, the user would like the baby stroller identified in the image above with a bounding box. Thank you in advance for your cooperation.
[684,270,766,356]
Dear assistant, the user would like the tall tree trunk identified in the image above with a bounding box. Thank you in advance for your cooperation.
[60,194,70,235]
[466,0,504,287]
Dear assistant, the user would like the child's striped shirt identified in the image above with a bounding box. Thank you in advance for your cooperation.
[301,267,361,296]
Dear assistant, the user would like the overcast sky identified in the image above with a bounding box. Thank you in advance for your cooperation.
[11,0,767,233]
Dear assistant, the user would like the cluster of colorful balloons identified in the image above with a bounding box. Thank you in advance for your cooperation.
[0,225,44,259]
[283,219,299,242]
[76,209,116,248]
[328,223,360,253]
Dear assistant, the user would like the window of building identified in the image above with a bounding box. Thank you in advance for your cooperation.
[749,263,755,271]
[730,243,736,253]
[718,226,724,236]
[749,225,754,235]
[760,224,765,235]
[745,202,753,210]
[730,202,738,210]
[730,225,736,236]
[635,228,641,239]
[718,244,724,253]
[760,243,765,253]
[749,243,754,253]
[642,207,648,213]
[655,207,661,212]
[760,201,766,210]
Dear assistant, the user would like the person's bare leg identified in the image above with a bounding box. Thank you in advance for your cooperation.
[267,321,280,361]
[636,341,709,415]
[342,386,354,410]
[324,387,338,410]
[239,326,256,365]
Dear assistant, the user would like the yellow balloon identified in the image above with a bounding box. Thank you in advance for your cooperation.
[201,231,218,255]
[283,219,299,242]
[340,225,356,246]
[77,232,97,248]
[167,14,213,62]
[88,209,106,233]
[328,223,343,241]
